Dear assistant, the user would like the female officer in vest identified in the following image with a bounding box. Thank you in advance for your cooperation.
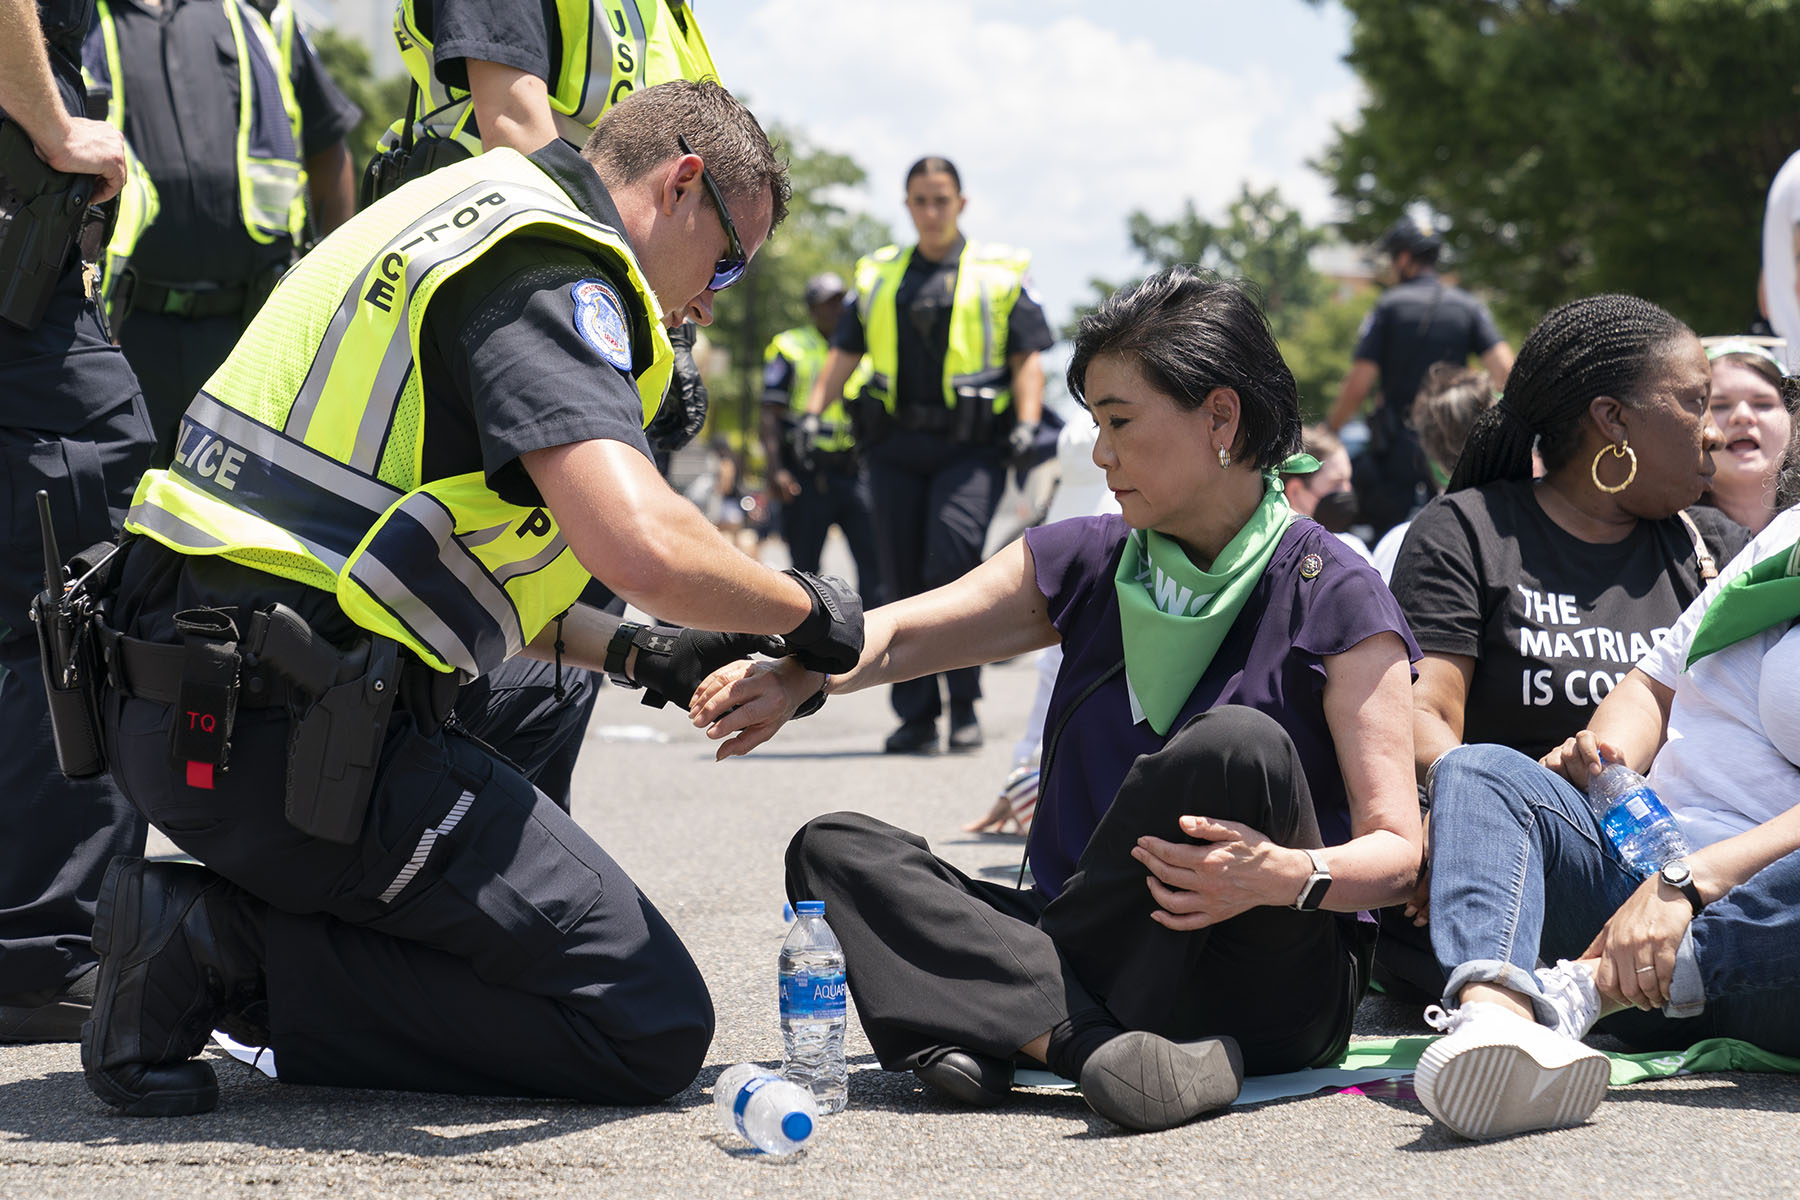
[805,156,1054,755]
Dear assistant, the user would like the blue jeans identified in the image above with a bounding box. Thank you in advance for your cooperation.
[1428,744,1800,1055]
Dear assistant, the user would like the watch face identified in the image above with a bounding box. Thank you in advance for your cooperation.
[1662,861,1692,886]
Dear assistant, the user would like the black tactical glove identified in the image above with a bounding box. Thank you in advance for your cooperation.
[1006,419,1040,469]
[610,623,783,709]
[644,322,710,453]
[779,569,864,674]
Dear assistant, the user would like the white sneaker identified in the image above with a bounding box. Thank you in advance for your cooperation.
[1416,1002,1609,1140]
[1535,959,1602,1041]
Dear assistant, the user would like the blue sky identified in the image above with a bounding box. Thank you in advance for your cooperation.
[699,0,1360,325]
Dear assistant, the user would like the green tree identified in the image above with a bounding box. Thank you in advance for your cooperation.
[308,26,411,174]
[1313,0,1800,336]
[702,126,890,464]
[1073,185,1358,419]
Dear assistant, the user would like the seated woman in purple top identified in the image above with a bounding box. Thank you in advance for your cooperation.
[689,269,1424,1132]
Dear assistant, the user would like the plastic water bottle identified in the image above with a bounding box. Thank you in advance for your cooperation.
[779,899,848,1114]
[712,1064,817,1156]
[1585,763,1691,877]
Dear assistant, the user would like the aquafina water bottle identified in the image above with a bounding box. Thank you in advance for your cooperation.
[779,899,848,1113]
[713,1064,817,1156]
[1585,762,1691,877]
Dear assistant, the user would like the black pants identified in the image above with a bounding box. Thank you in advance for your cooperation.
[453,655,596,812]
[0,265,154,996]
[780,460,885,607]
[118,310,247,469]
[786,706,1370,1076]
[105,673,713,1102]
[866,429,1004,723]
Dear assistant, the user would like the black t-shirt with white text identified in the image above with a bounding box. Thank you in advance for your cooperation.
[1391,479,1747,760]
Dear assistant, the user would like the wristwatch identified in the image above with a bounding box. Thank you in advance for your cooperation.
[1659,859,1705,915]
[1291,848,1333,912]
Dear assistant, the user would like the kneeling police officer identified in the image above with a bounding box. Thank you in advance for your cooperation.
[75,79,860,1115]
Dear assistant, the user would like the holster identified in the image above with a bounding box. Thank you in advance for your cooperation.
[0,118,95,331]
[250,605,400,845]
[360,133,472,206]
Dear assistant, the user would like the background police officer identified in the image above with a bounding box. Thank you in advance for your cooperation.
[759,271,883,603]
[81,80,862,1116]
[1326,215,1516,537]
[85,0,360,466]
[805,156,1053,755]
[0,0,155,1043]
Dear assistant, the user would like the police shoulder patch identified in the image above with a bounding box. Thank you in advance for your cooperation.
[570,279,633,370]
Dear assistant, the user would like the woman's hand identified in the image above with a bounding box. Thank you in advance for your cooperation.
[1130,816,1300,930]
[1581,875,1693,1011]
[689,657,822,761]
[1402,812,1431,927]
[1540,729,1622,788]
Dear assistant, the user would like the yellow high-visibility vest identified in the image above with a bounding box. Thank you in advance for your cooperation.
[124,149,672,679]
[764,325,861,453]
[389,0,719,155]
[853,240,1030,414]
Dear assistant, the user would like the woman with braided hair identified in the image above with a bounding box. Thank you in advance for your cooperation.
[1379,295,1748,999]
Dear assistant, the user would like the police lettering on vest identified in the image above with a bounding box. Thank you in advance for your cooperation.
[126,149,671,680]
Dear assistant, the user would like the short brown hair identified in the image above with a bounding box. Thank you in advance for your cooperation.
[582,80,790,232]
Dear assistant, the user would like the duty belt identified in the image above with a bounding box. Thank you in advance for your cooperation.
[890,406,954,434]
[98,619,299,709]
[130,279,252,319]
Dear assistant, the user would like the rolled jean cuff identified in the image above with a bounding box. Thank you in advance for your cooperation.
[1665,927,1705,1019]
[1442,959,1557,1027]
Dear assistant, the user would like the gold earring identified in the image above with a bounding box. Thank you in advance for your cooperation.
[1591,441,1637,494]
[1217,445,1231,469]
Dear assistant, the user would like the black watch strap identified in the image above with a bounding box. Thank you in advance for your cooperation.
[604,621,644,687]
[1661,861,1705,916]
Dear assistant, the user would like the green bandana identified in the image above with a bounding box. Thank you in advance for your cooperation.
[1686,536,1800,666]
[1114,461,1311,735]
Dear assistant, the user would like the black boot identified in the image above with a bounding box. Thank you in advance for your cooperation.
[82,857,267,1117]
[1078,1032,1244,1131]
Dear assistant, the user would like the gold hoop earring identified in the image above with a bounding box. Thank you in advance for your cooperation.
[1217,445,1231,469]
[1591,441,1637,494]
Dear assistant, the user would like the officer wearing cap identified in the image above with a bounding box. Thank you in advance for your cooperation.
[78,79,863,1115]
[0,0,155,1045]
[1326,214,1515,537]
[803,156,1053,756]
[82,0,361,466]
[758,272,883,602]
[384,0,719,459]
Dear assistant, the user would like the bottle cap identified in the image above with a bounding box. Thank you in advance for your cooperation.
[781,1110,814,1143]
[796,900,826,916]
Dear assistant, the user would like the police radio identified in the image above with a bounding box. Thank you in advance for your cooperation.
[31,490,113,778]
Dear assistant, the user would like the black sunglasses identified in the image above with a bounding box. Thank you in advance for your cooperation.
[677,134,747,292]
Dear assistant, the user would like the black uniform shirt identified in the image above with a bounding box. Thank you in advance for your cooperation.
[418,0,701,101]
[115,139,657,651]
[1352,270,1503,413]
[831,237,1054,411]
[104,0,360,287]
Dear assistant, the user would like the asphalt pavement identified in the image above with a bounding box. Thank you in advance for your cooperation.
[4,642,1798,1198]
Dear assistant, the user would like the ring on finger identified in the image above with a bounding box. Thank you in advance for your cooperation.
[1635,965,1656,973]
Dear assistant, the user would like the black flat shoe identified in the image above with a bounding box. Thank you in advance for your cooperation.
[0,964,96,1044]
[1078,1032,1243,1131]
[913,1048,1012,1108]
[883,720,940,755]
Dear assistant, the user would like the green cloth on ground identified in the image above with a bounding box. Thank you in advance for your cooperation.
[1343,1035,1800,1086]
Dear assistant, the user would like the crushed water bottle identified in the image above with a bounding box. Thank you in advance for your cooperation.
[779,899,848,1114]
[713,1064,817,1156]
[1585,762,1691,877]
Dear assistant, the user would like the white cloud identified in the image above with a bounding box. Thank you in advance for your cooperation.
[721,0,1358,325]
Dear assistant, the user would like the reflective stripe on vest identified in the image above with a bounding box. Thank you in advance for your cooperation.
[853,240,1029,414]
[83,0,306,247]
[79,11,161,325]
[125,150,672,678]
[390,0,720,153]
[766,326,856,452]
